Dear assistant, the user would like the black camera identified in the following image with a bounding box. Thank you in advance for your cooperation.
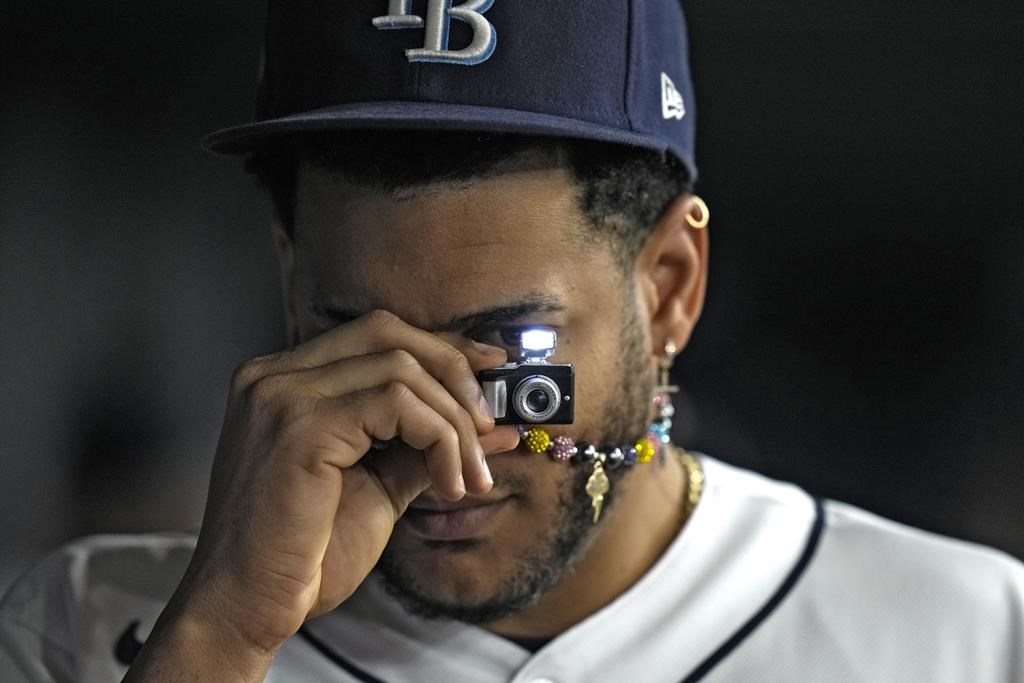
[475,328,574,425]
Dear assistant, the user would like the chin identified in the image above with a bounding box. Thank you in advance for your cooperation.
[375,543,536,623]
[375,484,590,622]
[386,531,510,599]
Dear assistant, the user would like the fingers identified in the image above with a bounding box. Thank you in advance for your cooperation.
[481,425,521,455]
[325,382,470,501]
[262,310,507,435]
[297,346,500,436]
[234,309,516,501]
[296,351,494,494]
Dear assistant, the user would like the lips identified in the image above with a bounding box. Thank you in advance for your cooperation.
[402,497,511,541]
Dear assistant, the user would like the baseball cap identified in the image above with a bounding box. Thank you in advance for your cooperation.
[204,0,698,181]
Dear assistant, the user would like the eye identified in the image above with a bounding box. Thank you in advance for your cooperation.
[468,327,524,351]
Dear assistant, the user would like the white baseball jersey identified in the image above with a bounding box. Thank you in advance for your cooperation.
[2,454,1022,682]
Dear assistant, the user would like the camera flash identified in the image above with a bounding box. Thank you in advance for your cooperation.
[521,328,555,351]
[520,327,557,362]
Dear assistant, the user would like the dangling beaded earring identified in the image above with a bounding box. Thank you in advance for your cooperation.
[655,339,680,396]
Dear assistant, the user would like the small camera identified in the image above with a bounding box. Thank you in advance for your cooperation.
[476,328,574,425]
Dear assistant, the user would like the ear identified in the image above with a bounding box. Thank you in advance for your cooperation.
[633,193,709,358]
[272,218,301,348]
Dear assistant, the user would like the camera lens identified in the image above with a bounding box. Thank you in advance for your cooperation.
[512,375,561,423]
[526,389,550,414]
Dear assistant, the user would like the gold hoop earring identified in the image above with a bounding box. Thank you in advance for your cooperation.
[686,195,710,230]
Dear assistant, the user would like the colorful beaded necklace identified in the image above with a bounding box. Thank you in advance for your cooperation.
[516,392,685,523]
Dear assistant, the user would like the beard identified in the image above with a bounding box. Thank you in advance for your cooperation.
[373,296,657,625]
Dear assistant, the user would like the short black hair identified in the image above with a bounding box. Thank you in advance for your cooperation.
[246,130,693,269]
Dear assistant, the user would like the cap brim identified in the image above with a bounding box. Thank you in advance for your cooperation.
[203,100,671,157]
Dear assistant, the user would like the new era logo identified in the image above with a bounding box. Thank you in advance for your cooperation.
[661,72,686,121]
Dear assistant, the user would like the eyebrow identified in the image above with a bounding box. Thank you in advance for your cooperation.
[310,293,566,333]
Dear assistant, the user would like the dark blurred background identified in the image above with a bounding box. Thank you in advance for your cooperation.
[2,0,1022,591]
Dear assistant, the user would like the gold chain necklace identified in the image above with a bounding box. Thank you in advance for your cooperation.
[674,446,705,520]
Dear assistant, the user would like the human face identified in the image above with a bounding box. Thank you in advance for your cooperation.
[284,162,654,620]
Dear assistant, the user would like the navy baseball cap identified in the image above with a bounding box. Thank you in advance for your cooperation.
[204,0,698,181]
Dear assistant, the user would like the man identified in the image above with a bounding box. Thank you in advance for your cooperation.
[2,2,1022,681]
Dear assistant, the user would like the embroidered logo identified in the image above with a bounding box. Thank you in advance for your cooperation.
[661,72,686,120]
[373,0,497,66]
[113,620,145,666]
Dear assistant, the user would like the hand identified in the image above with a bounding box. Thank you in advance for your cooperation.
[128,310,517,679]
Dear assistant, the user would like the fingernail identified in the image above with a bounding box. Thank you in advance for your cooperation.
[456,473,466,496]
[478,393,494,420]
[479,447,493,485]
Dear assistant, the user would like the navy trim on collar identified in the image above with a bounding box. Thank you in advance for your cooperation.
[680,496,828,683]
[298,625,387,683]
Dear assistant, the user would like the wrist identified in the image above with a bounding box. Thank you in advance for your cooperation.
[124,586,279,682]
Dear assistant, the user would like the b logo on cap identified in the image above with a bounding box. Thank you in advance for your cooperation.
[373,0,497,66]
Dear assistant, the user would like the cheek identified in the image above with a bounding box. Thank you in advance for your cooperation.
[288,266,330,340]
[560,313,631,438]
[486,463,577,546]
[502,458,574,504]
